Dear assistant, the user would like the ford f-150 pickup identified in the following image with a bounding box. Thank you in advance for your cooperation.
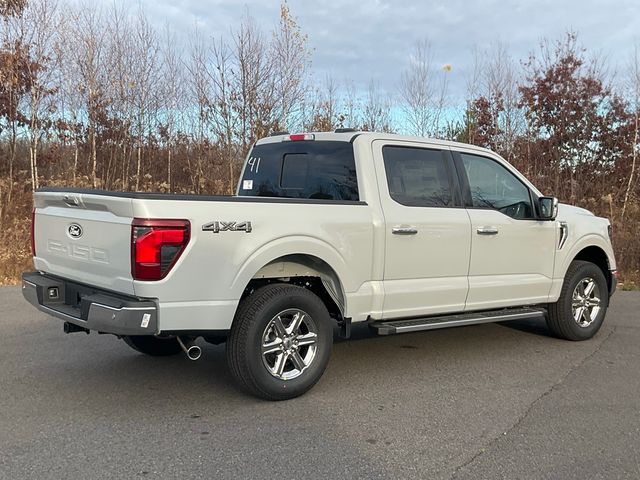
[22,130,617,400]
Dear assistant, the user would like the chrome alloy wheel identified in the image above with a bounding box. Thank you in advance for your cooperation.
[261,309,318,380]
[571,277,602,328]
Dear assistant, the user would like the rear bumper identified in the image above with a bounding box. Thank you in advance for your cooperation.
[22,272,158,335]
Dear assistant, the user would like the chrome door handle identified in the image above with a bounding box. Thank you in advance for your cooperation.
[476,226,499,235]
[392,226,418,235]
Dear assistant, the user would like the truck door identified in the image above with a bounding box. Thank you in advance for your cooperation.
[373,140,472,319]
[454,150,557,310]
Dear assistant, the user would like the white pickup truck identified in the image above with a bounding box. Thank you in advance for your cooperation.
[23,130,617,400]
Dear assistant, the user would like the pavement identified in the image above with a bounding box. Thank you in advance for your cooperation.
[0,286,638,480]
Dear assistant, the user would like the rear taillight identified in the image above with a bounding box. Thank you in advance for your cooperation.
[131,218,190,281]
[31,208,36,256]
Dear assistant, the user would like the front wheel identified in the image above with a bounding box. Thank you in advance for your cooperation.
[547,260,609,341]
[226,284,333,400]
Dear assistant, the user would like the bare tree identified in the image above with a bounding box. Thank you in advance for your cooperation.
[361,79,393,132]
[340,80,360,129]
[399,40,449,137]
[232,15,277,152]
[66,2,108,188]
[130,8,160,191]
[186,26,211,193]
[303,75,339,131]
[56,15,85,185]
[209,37,238,193]
[158,24,185,191]
[271,2,310,131]
[621,45,640,221]
[104,2,135,189]
[11,0,62,190]
[476,42,525,162]
[199,9,310,193]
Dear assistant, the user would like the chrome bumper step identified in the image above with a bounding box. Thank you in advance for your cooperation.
[370,308,546,335]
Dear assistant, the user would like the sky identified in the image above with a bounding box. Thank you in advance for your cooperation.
[103,0,639,102]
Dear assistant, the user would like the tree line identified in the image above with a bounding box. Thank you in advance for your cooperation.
[0,0,638,285]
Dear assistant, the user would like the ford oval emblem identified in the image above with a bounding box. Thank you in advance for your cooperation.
[68,223,83,239]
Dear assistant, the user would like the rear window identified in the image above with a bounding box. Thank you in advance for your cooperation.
[238,141,359,201]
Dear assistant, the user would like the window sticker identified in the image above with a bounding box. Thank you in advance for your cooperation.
[242,179,253,190]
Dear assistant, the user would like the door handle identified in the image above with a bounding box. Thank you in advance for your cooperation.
[476,226,499,235]
[392,226,418,235]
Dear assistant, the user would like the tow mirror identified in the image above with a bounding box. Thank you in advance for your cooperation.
[539,196,558,220]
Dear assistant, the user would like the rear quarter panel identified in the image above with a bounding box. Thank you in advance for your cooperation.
[130,199,376,331]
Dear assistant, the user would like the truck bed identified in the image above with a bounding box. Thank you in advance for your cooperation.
[36,187,367,205]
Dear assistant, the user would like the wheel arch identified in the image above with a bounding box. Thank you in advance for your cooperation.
[230,237,351,322]
[245,254,346,321]
[552,233,616,302]
[572,245,614,293]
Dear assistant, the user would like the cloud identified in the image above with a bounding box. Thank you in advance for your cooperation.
[95,0,640,100]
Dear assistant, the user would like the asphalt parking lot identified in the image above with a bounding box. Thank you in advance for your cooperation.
[1,286,638,479]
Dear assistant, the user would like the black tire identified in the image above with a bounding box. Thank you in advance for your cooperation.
[547,260,609,341]
[122,335,182,356]
[226,284,333,401]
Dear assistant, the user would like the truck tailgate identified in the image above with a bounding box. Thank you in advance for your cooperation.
[33,191,135,295]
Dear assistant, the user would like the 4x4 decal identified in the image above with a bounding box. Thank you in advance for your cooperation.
[202,221,252,233]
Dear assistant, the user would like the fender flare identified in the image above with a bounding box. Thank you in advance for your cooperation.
[555,233,615,280]
[230,235,351,301]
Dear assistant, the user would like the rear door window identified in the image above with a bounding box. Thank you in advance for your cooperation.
[382,146,454,207]
[239,141,359,201]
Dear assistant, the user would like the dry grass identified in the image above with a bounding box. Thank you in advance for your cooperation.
[1,173,638,289]
[0,178,33,285]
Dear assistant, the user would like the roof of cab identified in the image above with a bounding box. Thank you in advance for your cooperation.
[255,131,497,157]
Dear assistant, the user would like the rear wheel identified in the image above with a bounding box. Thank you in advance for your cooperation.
[226,284,333,400]
[122,335,182,356]
[547,260,609,341]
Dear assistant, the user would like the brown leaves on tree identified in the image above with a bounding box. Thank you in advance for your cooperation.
[0,0,26,17]
[0,41,33,129]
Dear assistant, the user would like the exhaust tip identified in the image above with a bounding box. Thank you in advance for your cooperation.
[176,336,201,361]
[63,321,89,334]
[186,345,202,361]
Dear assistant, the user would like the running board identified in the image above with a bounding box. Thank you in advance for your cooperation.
[370,308,546,335]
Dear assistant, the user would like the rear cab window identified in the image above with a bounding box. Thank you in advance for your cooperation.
[238,140,359,201]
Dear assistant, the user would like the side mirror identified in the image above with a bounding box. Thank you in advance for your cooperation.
[538,196,558,220]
